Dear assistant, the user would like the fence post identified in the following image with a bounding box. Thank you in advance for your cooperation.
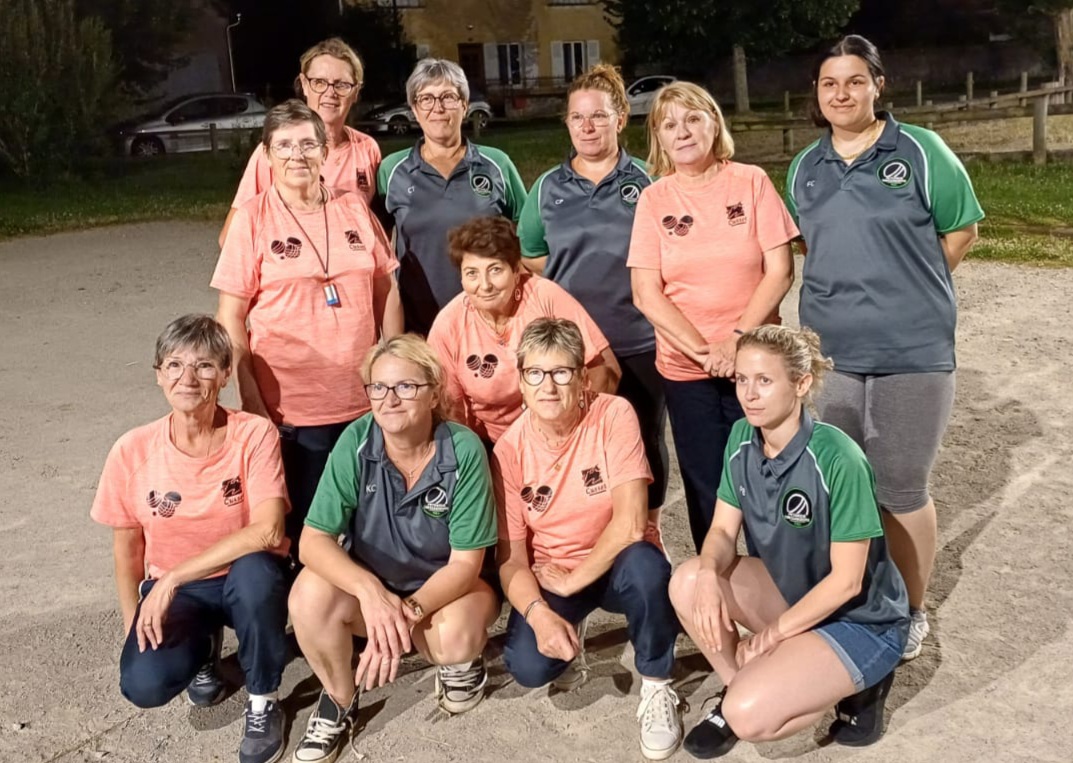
[783,90,791,116]
[1033,95,1049,166]
[1019,72,1028,107]
[916,80,922,107]
[990,90,998,109]
[958,94,967,111]
[470,111,482,138]
[966,71,974,103]
[783,127,794,155]
[209,123,219,153]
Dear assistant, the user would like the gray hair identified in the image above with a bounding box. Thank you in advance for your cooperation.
[154,314,232,370]
[516,318,586,370]
[261,99,328,149]
[406,58,469,106]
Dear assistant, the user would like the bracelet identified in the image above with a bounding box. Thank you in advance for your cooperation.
[523,597,548,622]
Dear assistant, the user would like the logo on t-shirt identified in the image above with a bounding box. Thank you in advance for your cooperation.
[521,484,554,513]
[619,181,642,207]
[470,173,493,198]
[466,353,499,378]
[877,158,912,189]
[146,490,182,518]
[345,230,365,250]
[780,488,813,528]
[422,486,450,519]
[581,465,607,496]
[270,237,303,259]
[661,214,694,237]
[357,170,370,190]
[221,476,243,507]
[726,202,747,226]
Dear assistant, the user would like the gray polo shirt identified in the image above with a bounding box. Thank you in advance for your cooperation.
[378,140,527,335]
[785,115,984,374]
[517,150,655,357]
[305,414,497,593]
[717,411,909,630]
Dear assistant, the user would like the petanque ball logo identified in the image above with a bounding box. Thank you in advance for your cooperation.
[465,353,499,378]
[221,476,243,507]
[521,485,554,512]
[619,181,642,206]
[780,489,813,528]
[344,230,365,250]
[147,490,182,518]
[470,173,493,197]
[661,214,694,237]
[877,158,912,189]
[422,486,450,518]
[271,237,303,259]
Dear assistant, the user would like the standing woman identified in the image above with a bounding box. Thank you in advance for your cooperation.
[213,100,402,563]
[220,38,381,248]
[379,59,527,335]
[785,35,983,660]
[628,82,797,553]
[517,64,668,544]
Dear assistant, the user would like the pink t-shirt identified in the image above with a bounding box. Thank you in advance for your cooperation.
[627,162,799,381]
[427,274,611,443]
[212,188,398,426]
[90,409,290,579]
[493,393,652,570]
[231,126,381,206]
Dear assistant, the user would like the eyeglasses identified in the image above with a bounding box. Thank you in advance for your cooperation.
[520,367,579,386]
[365,382,432,400]
[306,77,357,96]
[155,359,220,380]
[566,111,616,128]
[269,140,324,159]
[414,92,463,111]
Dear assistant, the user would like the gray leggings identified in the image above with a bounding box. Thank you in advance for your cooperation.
[816,371,955,513]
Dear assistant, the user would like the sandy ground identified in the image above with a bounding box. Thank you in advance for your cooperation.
[1,222,1072,763]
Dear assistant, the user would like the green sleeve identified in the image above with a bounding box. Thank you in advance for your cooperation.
[901,124,985,234]
[784,141,819,225]
[517,169,552,258]
[446,424,498,550]
[716,419,751,509]
[305,417,370,535]
[376,149,408,197]
[822,432,884,542]
[630,155,654,179]
[503,155,528,221]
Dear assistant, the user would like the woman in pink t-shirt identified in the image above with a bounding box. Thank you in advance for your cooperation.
[493,318,682,760]
[90,315,291,762]
[427,216,620,443]
[219,38,382,248]
[627,81,797,554]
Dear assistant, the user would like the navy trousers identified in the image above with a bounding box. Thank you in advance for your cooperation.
[119,552,289,708]
[503,542,677,686]
[279,420,352,563]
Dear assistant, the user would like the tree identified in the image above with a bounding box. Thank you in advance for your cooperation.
[603,0,859,111]
[999,1,1073,85]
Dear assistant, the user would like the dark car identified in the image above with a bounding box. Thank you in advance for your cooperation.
[116,93,267,157]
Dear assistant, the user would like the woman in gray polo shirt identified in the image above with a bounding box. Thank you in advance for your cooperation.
[785,35,984,662]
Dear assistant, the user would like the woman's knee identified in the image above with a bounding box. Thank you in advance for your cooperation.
[614,542,671,595]
[119,663,179,709]
[226,552,286,605]
[288,568,345,630]
[721,687,780,742]
[425,617,489,665]
[668,556,702,611]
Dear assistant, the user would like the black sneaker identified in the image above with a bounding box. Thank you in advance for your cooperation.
[186,627,226,707]
[240,698,284,763]
[292,690,359,763]
[435,656,488,714]
[829,670,895,746]
[682,691,738,759]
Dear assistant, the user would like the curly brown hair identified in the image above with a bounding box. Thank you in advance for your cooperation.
[447,216,521,270]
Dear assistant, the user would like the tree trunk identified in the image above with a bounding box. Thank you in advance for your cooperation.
[732,44,750,114]
[1054,9,1073,94]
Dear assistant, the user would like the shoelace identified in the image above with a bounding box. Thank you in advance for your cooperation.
[440,661,487,694]
[246,705,269,734]
[637,684,680,729]
[191,664,216,686]
[302,712,348,746]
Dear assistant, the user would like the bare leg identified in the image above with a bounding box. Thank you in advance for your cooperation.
[410,579,499,665]
[883,500,937,610]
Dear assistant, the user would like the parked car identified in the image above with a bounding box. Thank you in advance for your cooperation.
[626,75,677,116]
[363,94,493,135]
[115,93,267,157]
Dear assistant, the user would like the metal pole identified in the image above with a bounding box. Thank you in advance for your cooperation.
[226,14,242,94]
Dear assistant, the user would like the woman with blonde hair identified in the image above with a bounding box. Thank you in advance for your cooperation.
[628,82,798,553]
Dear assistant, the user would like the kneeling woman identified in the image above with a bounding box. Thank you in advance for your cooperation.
[494,319,682,761]
[288,334,498,763]
[669,325,909,758]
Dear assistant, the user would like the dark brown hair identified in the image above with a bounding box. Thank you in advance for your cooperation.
[447,216,521,269]
[809,34,886,128]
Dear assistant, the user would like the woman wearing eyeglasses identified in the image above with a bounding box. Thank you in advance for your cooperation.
[378,58,527,335]
[91,315,291,763]
[220,38,380,248]
[493,318,682,761]
[427,216,619,445]
[288,334,498,762]
[213,100,403,563]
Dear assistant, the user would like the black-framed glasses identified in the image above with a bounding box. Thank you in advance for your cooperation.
[566,110,616,128]
[365,382,431,400]
[307,77,357,96]
[414,92,462,111]
[269,140,324,159]
[520,367,579,386]
[155,359,220,380]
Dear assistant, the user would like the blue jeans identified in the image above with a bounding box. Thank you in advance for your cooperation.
[119,552,289,707]
[816,619,909,692]
[503,542,677,686]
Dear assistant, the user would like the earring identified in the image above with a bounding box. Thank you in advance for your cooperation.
[578,396,586,409]
[514,287,522,302]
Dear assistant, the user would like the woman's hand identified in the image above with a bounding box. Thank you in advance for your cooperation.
[353,583,412,689]
[736,625,782,668]
[528,605,580,662]
[707,337,738,378]
[692,567,733,653]
[534,563,575,597]
[135,577,178,652]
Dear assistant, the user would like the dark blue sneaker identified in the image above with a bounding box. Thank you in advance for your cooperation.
[240,698,284,763]
[185,628,226,707]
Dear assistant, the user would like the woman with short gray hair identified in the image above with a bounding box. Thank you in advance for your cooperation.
[378,58,527,336]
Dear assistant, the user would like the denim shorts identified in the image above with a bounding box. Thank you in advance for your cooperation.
[815,619,908,691]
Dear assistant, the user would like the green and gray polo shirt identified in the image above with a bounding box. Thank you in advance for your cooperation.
[378,140,527,335]
[717,411,908,630]
[305,414,497,593]
[785,115,985,374]
[517,149,656,357]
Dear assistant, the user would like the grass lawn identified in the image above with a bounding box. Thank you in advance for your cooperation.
[1,122,1070,265]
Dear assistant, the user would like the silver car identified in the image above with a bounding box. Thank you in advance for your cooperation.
[627,76,677,116]
[118,93,267,157]
[363,96,492,135]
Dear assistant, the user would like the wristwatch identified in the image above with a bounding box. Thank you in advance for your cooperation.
[404,596,424,620]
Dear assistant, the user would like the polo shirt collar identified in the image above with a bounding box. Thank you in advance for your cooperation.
[749,408,815,478]
[362,419,459,476]
[815,111,897,164]
[406,138,480,177]
[560,147,634,180]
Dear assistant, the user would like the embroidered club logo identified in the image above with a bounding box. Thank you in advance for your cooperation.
[270,237,303,259]
[356,170,369,190]
[877,158,912,188]
[780,489,813,528]
[521,484,554,513]
[465,353,499,378]
[661,214,694,237]
[726,202,746,226]
[147,490,182,518]
[422,486,450,518]
[619,181,642,206]
[221,476,244,507]
[470,172,493,197]
[345,230,365,250]
[581,465,607,496]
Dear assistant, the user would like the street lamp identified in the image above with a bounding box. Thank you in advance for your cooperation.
[226,13,242,93]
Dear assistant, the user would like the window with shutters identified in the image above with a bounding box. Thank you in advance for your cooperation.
[497,43,523,85]
[562,41,585,81]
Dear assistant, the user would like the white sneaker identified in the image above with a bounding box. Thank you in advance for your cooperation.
[637,681,682,760]
[901,609,930,661]
[551,615,590,692]
[435,656,488,714]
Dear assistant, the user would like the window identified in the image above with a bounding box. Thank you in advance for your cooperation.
[628,77,673,97]
[497,43,522,86]
[562,41,585,82]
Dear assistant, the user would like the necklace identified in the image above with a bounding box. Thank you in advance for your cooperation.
[834,119,883,163]
[171,417,221,459]
[391,441,435,485]
[277,185,340,307]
